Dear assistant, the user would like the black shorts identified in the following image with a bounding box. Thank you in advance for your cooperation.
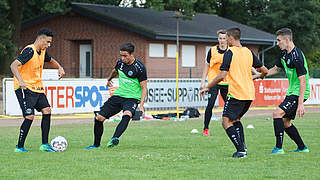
[15,88,50,117]
[222,97,252,120]
[207,84,228,106]
[98,96,140,119]
[279,95,307,120]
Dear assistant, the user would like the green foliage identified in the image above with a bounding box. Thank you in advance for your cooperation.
[0,0,124,76]
[144,0,197,18]
[144,0,320,68]
[0,0,16,75]
[0,113,320,179]
[1,0,320,75]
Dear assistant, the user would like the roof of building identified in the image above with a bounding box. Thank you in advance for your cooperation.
[23,2,276,45]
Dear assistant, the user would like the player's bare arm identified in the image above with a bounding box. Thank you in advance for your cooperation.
[139,80,147,116]
[297,75,306,118]
[48,58,65,79]
[10,60,26,89]
[107,69,119,87]
[200,63,210,89]
[253,66,268,80]
[200,71,227,97]
[251,67,259,75]
[267,65,281,77]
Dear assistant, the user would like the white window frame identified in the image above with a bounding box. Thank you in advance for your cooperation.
[182,45,196,67]
[167,44,177,58]
[149,43,164,57]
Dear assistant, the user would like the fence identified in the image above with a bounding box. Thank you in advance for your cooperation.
[2,78,320,115]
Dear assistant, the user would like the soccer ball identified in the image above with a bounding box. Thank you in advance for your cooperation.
[50,136,68,151]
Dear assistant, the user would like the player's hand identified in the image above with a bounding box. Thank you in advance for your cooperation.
[19,80,27,89]
[297,104,305,118]
[200,82,206,90]
[58,67,65,80]
[200,87,209,98]
[107,80,113,87]
[252,73,262,80]
[138,104,145,117]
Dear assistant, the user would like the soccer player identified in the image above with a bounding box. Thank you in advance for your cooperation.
[267,28,310,154]
[84,42,147,149]
[200,27,268,158]
[10,28,65,152]
[200,29,229,136]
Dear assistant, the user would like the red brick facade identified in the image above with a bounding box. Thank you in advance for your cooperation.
[20,12,259,79]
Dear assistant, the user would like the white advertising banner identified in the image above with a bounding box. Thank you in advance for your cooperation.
[305,79,320,105]
[3,78,211,115]
[3,78,319,115]
[145,79,209,109]
[3,78,117,115]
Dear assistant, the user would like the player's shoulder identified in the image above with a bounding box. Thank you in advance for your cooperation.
[291,47,304,60]
[133,59,146,68]
[20,46,34,55]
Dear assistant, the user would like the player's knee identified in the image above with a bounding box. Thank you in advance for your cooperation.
[42,107,51,114]
[123,111,132,118]
[222,117,232,129]
[96,115,106,122]
[25,115,35,120]
[283,120,291,128]
[273,110,283,118]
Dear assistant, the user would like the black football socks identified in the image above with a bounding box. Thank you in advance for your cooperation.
[41,114,51,144]
[226,126,245,152]
[113,115,131,138]
[17,118,33,148]
[285,124,305,150]
[94,119,104,147]
[204,103,214,130]
[273,118,285,149]
[233,121,245,146]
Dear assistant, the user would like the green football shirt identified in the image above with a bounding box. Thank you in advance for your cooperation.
[277,47,310,99]
[112,59,147,100]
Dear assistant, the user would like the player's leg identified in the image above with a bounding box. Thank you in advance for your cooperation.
[271,96,293,154]
[38,107,55,152]
[281,96,309,152]
[108,98,139,147]
[203,85,218,136]
[85,96,122,149]
[233,119,245,150]
[34,93,55,152]
[284,118,308,152]
[14,89,36,152]
[222,97,247,158]
[271,108,286,154]
[232,100,251,152]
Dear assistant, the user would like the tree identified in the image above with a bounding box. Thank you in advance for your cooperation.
[0,0,16,76]
[144,0,197,18]
[0,0,123,75]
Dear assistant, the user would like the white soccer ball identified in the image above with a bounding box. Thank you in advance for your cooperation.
[51,136,68,151]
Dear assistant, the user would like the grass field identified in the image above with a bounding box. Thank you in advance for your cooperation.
[0,112,319,180]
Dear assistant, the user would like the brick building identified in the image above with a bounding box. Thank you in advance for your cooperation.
[20,2,275,79]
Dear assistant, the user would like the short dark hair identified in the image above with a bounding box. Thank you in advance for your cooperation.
[120,42,135,54]
[217,29,227,35]
[36,28,54,38]
[276,28,293,41]
[226,27,241,40]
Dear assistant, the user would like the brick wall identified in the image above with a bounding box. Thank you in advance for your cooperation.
[20,12,260,79]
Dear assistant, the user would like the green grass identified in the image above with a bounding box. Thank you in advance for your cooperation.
[1,112,320,180]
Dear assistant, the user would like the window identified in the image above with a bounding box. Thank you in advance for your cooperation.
[167,44,177,58]
[149,43,164,57]
[182,45,196,67]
